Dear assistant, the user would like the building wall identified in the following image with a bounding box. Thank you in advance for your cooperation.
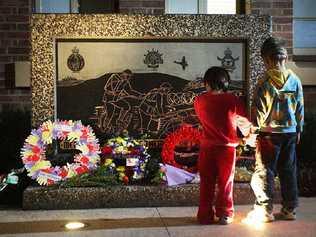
[0,0,315,112]
[251,0,293,57]
[0,0,31,110]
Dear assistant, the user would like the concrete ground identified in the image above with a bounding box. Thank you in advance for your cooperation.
[0,197,315,237]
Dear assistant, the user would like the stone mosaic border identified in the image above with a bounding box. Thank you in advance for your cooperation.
[31,14,270,125]
[23,184,281,209]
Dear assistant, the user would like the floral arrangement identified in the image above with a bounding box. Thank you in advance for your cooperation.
[21,120,100,185]
[101,135,150,184]
[161,124,202,172]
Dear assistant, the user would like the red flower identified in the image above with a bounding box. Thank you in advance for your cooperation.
[80,127,89,139]
[32,146,41,154]
[75,165,89,175]
[101,146,112,155]
[26,154,40,162]
[122,175,129,185]
[47,179,54,185]
[59,168,68,178]
[79,156,89,165]
[87,143,97,153]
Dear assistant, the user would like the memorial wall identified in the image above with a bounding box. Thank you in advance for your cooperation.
[31,14,270,136]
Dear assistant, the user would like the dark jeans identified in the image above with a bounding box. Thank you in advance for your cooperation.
[250,132,298,212]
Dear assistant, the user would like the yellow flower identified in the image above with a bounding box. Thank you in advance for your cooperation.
[40,121,54,144]
[28,160,51,176]
[68,131,81,141]
[115,146,125,153]
[116,166,125,172]
[116,137,127,146]
[42,130,52,144]
[104,159,113,166]
[25,135,39,146]
[42,120,53,131]
[36,176,49,186]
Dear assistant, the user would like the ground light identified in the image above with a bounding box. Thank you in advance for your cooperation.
[242,217,265,230]
[65,222,85,230]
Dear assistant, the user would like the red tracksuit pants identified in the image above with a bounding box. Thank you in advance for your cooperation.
[197,145,236,224]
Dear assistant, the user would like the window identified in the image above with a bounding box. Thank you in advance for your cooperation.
[33,0,119,13]
[165,0,237,14]
[293,0,316,60]
[33,0,79,13]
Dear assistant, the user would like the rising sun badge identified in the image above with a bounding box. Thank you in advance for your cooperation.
[143,48,163,70]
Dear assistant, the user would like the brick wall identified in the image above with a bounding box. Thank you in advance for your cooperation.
[251,0,293,59]
[0,0,31,111]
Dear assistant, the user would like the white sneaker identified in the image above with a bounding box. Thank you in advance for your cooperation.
[219,216,234,225]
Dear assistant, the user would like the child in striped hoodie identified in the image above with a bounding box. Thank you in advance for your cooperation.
[246,37,304,223]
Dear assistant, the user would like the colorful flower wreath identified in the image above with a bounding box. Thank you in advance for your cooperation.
[161,125,202,172]
[101,136,150,184]
[21,120,100,185]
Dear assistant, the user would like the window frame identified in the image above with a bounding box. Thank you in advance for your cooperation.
[293,0,316,62]
[165,0,244,14]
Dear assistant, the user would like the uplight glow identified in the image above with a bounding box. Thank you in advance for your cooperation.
[65,222,85,230]
[242,217,265,230]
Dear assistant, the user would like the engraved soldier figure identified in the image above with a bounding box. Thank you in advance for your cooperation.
[101,69,143,133]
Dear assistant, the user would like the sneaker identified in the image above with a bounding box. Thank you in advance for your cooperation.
[244,206,275,223]
[219,216,233,225]
[275,207,296,220]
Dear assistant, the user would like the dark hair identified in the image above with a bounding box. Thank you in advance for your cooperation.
[203,66,231,92]
[261,37,287,61]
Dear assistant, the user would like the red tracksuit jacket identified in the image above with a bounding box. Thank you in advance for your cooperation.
[194,91,248,148]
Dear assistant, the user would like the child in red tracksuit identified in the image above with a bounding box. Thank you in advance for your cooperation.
[194,67,251,225]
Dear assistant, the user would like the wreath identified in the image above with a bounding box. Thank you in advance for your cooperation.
[161,125,202,172]
[21,120,100,185]
[101,135,150,184]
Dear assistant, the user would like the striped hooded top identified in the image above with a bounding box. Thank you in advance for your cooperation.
[253,69,304,133]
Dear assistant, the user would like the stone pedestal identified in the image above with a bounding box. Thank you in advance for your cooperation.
[23,183,281,210]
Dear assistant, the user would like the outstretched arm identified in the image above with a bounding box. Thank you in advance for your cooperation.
[235,96,252,136]
[235,96,257,147]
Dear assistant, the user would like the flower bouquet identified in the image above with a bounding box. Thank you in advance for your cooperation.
[101,135,150,184]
